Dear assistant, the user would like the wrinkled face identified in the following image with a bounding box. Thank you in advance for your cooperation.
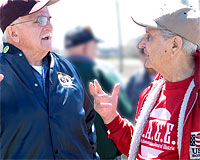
[138,27,171,72]
[14,7,53,54]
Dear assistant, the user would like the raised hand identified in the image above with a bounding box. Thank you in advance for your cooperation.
[0,74,4,82]
[89,79,120,124]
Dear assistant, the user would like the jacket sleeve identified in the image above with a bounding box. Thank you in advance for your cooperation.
[72,64,98,158]
[71,63,96,131]
[83,88,99,158]
[83,88,96,129]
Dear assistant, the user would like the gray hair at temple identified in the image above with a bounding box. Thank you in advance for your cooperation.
[2,18,20,43]
[159,27,197,56]
[2,31,8,42]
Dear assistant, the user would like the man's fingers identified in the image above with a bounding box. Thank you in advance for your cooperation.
[89,81,109,104]
[112,83,120,97]
[0,74,4,82]
[94,79,105,94]
[89,82,97,97]
[94,103,112,111]
[94,94,109,104]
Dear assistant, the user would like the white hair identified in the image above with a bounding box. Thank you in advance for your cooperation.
[2,18,20,43]
[2,31,8,42]
[160,28,197,56]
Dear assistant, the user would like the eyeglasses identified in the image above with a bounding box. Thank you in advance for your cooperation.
[10,16,52,27]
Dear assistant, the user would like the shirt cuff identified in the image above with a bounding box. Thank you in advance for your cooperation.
[106,114,123,132]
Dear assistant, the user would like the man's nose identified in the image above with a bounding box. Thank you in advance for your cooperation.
[138,37,146,49]
[45,20,53,31]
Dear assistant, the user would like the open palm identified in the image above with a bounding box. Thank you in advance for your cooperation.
[89,79,120,124]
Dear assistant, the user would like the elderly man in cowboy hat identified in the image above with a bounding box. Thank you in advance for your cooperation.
[89,3,200,160]
[0,0,99,159]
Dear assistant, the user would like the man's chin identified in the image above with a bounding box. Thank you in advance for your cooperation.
[40,48,52,58]
[144,63,150,69]
[43,47,52,53]
[41,42,52,52]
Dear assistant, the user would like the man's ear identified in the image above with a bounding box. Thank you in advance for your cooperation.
[6,26,20,43]
[171,36,182,56]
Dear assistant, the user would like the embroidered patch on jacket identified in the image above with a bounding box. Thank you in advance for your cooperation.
[3,46,9,53]
[190,131,200,159]
[57,72,75,88]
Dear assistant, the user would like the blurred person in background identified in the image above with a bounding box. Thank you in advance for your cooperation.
[126,48,157,122]
[89,3,200,160]
[0,0,99,159]
[64,26,133,159]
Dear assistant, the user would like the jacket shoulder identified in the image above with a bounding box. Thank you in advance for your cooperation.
[51,52,73,67]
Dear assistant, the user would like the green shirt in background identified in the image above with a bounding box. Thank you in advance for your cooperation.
[67,55,133,159]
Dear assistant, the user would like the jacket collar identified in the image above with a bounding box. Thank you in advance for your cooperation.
[2,42,22,55]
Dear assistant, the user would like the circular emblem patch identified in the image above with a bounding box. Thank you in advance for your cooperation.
[3,46,9,53]
[57,72,75,88]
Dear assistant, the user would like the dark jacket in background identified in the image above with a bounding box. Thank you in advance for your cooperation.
[126,68,154,122]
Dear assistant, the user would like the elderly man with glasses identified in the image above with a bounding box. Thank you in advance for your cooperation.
[0,0,99,159]
[89,3,200,160]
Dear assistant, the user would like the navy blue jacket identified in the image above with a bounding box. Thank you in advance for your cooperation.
[0,43,98,159]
